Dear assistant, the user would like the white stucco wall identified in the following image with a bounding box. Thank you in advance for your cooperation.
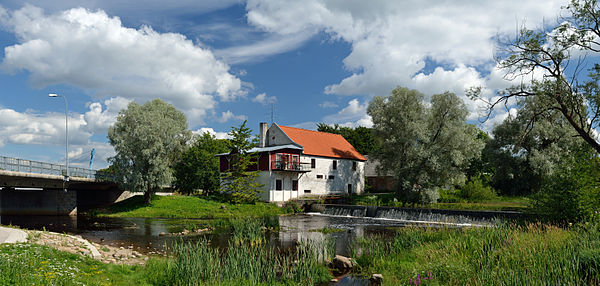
[257,155,365,202]
[266,124,295,146]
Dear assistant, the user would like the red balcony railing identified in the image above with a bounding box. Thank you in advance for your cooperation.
[271,160,310,172]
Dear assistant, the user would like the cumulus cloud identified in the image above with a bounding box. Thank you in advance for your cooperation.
[217,110,247,123]
[246,0,567,123]
[193,127,231,139]
[0,5,243,124]
[322,99,372,128]
[0,107,116,168]
[251,93,277,105]
[83,97,131,134]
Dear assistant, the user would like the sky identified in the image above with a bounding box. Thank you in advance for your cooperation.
[0,0,570,169]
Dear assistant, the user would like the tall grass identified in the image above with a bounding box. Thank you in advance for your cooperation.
[148,217,331,285]
[353,222,600,285]
[149,239,331,285]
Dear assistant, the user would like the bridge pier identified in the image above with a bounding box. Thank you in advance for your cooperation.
[0,188,77,216]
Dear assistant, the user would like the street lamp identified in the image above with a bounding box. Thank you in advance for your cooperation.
[49,93,69,182]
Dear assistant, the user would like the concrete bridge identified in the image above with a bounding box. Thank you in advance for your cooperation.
[0,156,129,216]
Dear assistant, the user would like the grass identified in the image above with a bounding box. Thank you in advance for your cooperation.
[0,243,147,286]
[309,227,346,234]
[96,194,285,219]
[352,222,600,285]
[351,193,529,211]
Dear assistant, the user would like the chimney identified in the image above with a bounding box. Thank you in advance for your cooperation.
[259,122,268,147]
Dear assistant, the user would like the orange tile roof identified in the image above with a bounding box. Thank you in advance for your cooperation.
[279,125,366,161]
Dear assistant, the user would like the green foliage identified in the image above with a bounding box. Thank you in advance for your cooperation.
[149,238,332,285]
[353,223,600,285]
[368,87,484,204]
[316,123,379,155]
[486,99,583,196]
[98,194,284,219]
[173,132,228,195]
[531,150,600,222]
[458,177,497,202]
[220,120,263,204]
[108,99,190,204]
[0,243,145,285]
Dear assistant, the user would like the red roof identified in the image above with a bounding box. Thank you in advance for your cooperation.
[279,125,366,161]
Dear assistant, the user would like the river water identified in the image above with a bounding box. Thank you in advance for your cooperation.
[0,213,427,256]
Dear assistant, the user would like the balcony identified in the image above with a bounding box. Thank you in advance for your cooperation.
[271,160,311,172]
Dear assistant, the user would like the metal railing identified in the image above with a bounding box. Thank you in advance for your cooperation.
[271,160,310,171]
[0,155,115,182]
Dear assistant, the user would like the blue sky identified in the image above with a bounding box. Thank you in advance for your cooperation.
[0,0,569,168]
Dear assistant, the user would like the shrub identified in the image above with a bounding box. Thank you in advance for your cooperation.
[420,188,440,204]
[438,188,463,203]
[531,151,600,222]
[458,177,497,201]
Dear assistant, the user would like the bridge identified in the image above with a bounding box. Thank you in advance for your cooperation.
[0,156,129,216]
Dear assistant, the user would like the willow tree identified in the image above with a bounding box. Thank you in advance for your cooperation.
[108,99,190,204]
[473,0,600,154]
[368,87,484,204]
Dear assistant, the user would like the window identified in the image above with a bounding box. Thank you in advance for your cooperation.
[333,160,337,170]
[311,158,316,168]
[348,184,352,194]
[275,179,282,191]
[316,175,323,179]
[292,180,298,191]
[352,161,357,171]
[328,175,334,180]
[304,190,311,194]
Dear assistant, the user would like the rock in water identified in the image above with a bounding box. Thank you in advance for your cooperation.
[370,274,383,284]
[333,255,353,270]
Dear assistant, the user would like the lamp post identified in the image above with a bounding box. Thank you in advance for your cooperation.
[49,93,69,182]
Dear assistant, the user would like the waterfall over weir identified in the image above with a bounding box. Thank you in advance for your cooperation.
[313,204,528,226]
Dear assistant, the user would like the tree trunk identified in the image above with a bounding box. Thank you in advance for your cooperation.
[144,185,152,205]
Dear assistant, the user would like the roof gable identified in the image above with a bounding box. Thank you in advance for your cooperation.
[278,125,366,161]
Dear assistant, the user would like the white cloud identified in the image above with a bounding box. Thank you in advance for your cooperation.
[83,96,131,134]
[251,92,277,105]
[246,0,568,122]
[0,5,243,125]
[218,110,247,123]
[322,98,372,128]
[193,127,231,139]
[319,101,338,108]
[216,32,313,64]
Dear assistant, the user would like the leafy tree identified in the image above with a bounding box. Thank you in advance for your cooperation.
[108,99,190,205]
[531,148,600,222]
[472,0,600,154]
[316,123,379,155]
[220,120,263,204]
[367,87,484,204]
[173,132,228,196]
[487,97,586,195]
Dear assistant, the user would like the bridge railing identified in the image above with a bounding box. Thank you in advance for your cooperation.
[0,155,116,182]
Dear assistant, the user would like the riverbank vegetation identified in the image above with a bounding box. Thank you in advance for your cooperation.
[96,194,285,219]
[353,219,600,285]
[0,243,146,285]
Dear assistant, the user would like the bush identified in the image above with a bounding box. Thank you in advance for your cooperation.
[531,152,600,222]
[458,177,497,201]
[420,188,440,204]
[438,188,464,203]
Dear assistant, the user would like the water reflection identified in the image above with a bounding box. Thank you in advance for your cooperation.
[0,213,424,256]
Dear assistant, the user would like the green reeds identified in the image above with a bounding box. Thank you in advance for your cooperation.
[353,223,600,285]
[150,217,331,285]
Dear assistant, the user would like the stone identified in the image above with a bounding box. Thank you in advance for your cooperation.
[333,255,354,270]
[330,278,339,283]
[159,232,166,236]
[220,205,226,209]
[370,274,383,284]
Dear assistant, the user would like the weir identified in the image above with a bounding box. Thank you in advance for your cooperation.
[311,204,529,226]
